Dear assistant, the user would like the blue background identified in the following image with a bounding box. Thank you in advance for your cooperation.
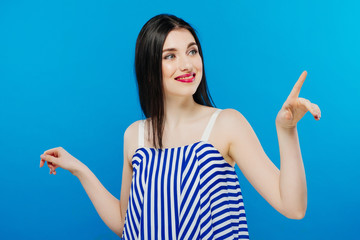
[1,0,359,239]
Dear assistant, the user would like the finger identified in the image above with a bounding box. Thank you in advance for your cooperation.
[299,98,321,120]
[311,103,321,120]
[40,159,45,168]
[48,163,53,174]
[47,161,53,168]
[288,71,307,100]
[44,147,63,157]
[47,162,54,173]
[41,154,57,164]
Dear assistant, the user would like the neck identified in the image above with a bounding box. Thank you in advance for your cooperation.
[163,95,199,128]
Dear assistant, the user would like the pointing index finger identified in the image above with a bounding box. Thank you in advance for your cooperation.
[288,71,307,99]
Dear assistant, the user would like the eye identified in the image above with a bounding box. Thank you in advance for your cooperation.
[164,54,175,60]
[189,49,198,56]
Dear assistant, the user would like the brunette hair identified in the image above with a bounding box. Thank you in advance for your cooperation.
[135,14,215,149]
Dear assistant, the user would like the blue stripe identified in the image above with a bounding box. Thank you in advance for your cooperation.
[200,179,241,199]
[213,206,246,220]
[181,185,200,237]
[180,166,199,211]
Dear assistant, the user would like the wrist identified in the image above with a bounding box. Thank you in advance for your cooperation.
[276,122,297,133]
[71,160,88,178]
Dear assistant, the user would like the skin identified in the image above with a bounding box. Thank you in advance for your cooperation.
[40,28,321,236]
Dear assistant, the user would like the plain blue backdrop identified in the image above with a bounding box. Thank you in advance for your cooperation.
[1,0,359,239]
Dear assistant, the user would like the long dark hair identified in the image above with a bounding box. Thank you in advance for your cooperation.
[135,14,215,149]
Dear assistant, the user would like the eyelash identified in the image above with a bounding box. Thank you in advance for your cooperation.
[164,49,198,60]
[189,49,198,55]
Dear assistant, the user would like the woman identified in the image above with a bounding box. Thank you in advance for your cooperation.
[40,14,321,239]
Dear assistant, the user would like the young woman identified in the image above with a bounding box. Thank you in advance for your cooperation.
[40,14,321,239]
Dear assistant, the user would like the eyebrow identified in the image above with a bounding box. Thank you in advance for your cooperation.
[162,42,197,53]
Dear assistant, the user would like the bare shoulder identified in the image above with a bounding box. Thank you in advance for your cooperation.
[205,108,251,166]
[123,120,143,164]
[214,108,254,144]
[124,120,140,142]
[209,108,257,164]
[217,108,249,130]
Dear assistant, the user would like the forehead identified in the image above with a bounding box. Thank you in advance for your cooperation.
[163,29,196,49]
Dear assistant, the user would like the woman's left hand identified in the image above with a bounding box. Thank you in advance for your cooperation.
[275,71,321,129]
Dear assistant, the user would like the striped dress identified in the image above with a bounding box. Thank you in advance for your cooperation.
[122,109,250,239]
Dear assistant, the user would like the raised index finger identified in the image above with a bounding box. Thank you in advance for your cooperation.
[288,71,307,99]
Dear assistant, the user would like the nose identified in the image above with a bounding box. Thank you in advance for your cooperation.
[179,55,193,72]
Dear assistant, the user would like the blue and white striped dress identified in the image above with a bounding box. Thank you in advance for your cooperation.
[122,109,250,239]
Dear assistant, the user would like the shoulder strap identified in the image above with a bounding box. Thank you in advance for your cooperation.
[201,109,222,142]
[138,120,145,148]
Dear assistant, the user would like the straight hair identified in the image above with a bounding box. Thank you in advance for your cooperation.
[135,14,215,149]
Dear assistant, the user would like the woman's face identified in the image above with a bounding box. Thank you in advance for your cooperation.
[161,28,203,98]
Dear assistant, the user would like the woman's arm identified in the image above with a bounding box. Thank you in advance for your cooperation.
[224,71,320,219]
[222,109,292,218]
[76,137,134,237]
[75,163,124,236]
[40,123,136,237]
[224,109,306,219]
[276,124,307,219]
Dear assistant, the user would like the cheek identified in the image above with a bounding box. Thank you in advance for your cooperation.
[195,58,203,81]
[162,62,176,78]
[195,57,203,72]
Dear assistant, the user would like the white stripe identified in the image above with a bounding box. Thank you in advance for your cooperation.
[181,190,200,239]
[207,188,243,202]
[157,150,165,238]
[213,224,232,238]
[163,149,170,238]
[199,164,238,180]
[180,169,199,219]
[140,150,148,194]
[126,183,137,239]
[180,157,198,202]
[181,147,196,182]
[150,150,158,240]
[142,149,153,240]
[197,146,219,158]
[170,149,177,238]
[200,174,240,194]
[177,148,184,222]
[181,148,195,182]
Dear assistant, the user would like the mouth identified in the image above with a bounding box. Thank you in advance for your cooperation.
[174,73,196,83]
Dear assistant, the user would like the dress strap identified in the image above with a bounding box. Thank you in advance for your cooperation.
[138,120,145,148]
[201,109,222,142]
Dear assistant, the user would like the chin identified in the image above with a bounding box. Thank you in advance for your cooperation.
[167,87,198,98]
[164,81,200,98]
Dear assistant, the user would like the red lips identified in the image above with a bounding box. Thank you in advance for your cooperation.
[174,73,195,80]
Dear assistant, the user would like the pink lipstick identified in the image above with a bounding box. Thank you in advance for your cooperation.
[174,73,196,83]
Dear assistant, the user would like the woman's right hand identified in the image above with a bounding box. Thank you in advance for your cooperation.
[40,147,83,176]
